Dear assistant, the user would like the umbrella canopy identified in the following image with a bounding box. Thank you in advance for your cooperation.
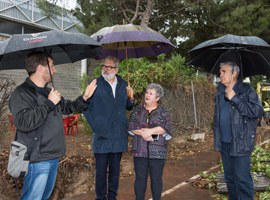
[188,34,270,78]
[92,24,175,84]
[91,24,175,60]
[0,29,101,70]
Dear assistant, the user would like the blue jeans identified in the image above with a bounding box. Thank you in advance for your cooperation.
[220,142,254,200]
[94,153,122,200]
[134,157,165,200]
[20,159,59,200]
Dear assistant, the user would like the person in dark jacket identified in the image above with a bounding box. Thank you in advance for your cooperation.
[128,83,172,200]
[213,62,263,200]
[83,56,134,200]
[9,51,97,200]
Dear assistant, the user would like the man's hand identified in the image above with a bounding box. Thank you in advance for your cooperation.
[48,87,61,105]
[83,79,97,101]
[225,87,236,100]
[127,86,134,100]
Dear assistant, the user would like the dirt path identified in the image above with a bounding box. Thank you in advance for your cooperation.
[62,125,270,200]
[1,123,269,200]
[63,146,220,200]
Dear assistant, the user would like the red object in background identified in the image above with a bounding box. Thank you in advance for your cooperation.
[63,116,76,136]
[8,114,16,131]
[73,114,80,133]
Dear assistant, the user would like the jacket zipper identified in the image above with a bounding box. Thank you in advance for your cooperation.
[147,113,150,159]
[146,109,157,159]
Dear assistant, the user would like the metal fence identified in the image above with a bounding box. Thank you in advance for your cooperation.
[163,82,216,135]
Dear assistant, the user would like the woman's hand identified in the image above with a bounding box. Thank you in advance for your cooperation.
[145,136,154,142]
[140,128,153,140]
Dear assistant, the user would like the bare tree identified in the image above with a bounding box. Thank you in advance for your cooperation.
[0,75,15,133]
[116,0,154,26]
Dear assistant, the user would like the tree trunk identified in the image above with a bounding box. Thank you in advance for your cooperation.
[140,0,154,27]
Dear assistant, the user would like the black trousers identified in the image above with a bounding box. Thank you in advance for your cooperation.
[134,157,165,200]
[94,152,122,200]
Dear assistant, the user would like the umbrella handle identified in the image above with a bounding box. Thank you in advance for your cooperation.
[44,49,55,88]
[125,44,130,86]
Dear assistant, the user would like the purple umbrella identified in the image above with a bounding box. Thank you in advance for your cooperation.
[91,24,175,83]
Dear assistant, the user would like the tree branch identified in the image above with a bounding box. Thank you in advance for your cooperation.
[130,0,141,24]
[207,7,226,29]
[140,0,154,27]
[152,7,186,19]
[116,0,130,23]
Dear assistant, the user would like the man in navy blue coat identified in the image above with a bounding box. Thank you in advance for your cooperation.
[83,56,134,200]
[213,62,263,200]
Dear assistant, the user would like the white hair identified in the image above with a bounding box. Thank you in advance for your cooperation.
[147,83,164,98]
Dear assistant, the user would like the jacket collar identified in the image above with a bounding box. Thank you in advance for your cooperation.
[25,78,50,92]
[25,77,38,89]
[217,81,243,93]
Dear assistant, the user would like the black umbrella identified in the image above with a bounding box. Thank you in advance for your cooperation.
[188,34,270,78]
[0,30,101,86]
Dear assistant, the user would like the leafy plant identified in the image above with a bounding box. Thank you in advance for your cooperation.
[212,194,228,200]
[258,187,270,200]
[251,146,270,173]
[79,73,92,135]
[202,145,269,199]
[266,167,270,179]
[118,54,199,96]
[81,114,92,136]
[80,73,91,94]
[200,172,216,180]
[36,0,63,17]
[91,54,201,99]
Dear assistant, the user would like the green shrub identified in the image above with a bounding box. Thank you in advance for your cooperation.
[251,146,270,173]
[118,54,200,96]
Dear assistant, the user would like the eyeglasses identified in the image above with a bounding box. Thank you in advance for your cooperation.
[101,64,118,70]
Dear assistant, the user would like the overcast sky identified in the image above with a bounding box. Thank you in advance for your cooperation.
[55,0,77,10]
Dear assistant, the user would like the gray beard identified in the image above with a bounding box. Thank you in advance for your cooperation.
[102,71,115,80]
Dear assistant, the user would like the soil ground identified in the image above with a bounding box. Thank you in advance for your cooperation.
[0,120,269,200]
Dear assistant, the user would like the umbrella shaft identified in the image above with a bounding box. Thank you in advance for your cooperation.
[125,46,130,86]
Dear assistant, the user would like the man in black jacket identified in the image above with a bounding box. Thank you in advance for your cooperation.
[213,62,263,200]
[9,51,96,200]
